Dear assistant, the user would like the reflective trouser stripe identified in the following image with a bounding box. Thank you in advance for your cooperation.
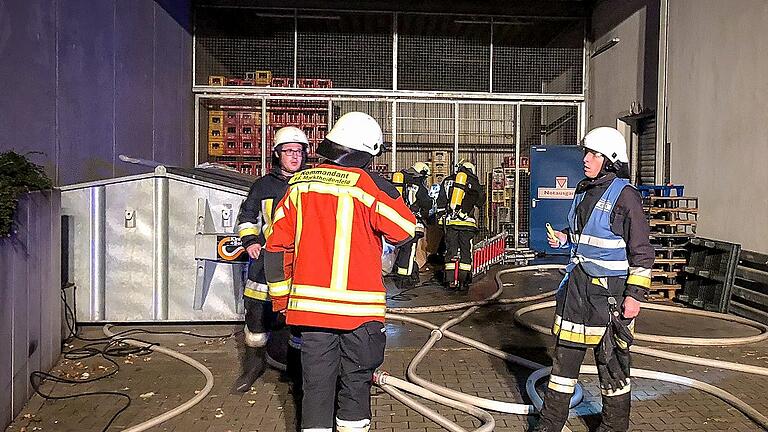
[336,418,371,431]
[244,281,269,301]
[548,374,578,394]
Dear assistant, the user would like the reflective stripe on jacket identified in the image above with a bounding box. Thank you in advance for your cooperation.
[265,165,416,330]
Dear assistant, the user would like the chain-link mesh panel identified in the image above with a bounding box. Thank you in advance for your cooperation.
[515,104,578,246]
[492,20,584,94]
[457,103,516,234]
[297,12,393,89]
[517,105,540,243]
[194,8,293,85]
[395,102,455,176]
[398,15,490,92]
[542,105,578,145]
[330,100,393,175]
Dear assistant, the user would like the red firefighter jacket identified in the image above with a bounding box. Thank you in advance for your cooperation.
[264,164,416,330]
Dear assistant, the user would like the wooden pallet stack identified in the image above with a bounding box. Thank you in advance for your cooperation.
[643,188,698,300]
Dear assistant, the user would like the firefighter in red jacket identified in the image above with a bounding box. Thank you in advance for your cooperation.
[264,112,416,432]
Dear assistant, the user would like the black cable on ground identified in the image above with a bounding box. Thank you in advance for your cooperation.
[27,283,241,431]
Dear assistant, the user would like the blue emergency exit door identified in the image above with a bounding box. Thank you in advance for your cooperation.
[529,145,583,254]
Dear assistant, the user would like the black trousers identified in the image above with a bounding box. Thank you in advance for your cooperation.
[394,237,419,277]
[538,343,632,432]
[244,297,274,334]
[300,321,386,430]
[444,227,474,285]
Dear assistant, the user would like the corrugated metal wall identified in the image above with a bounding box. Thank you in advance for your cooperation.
[0,191,62,430]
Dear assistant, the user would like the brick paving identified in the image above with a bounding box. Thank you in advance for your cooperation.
[7,266,768,431]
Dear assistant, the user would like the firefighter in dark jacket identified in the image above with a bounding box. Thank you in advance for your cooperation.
[391,161,433,289]
[533,127,654,432]
[436,160,484,291]
[232,126,309,393]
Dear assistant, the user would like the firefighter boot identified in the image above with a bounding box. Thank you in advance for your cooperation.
[232,326,268,393]
[595,392,631,432]
[531,389,572,432]
[232,346,266,392]
[394,275,411,290]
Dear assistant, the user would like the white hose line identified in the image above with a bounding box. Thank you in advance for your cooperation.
[524,364,768,429]
[389,263,768,431]
[383,265,584,418]
[378,385,467,432]
[376,372,496,432]
[406,304,534,414]
[514,303,768,429]
[515,300,768,347]
[515,301,768,376]
[387,264,564,315]
[102,325,215,432]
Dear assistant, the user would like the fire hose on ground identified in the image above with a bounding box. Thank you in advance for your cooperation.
[98,262,768,431]
[376,265,768,432]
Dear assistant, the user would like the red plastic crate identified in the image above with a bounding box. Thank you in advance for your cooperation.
[224,111,239,125]
[239,162,256,176]
[240,125,256,141]
[240,112,258,125]
[316,79,333,88]
[296,78,316,88]
[224,140,241,155]
[225,125,238,141]
[226,77,243,86]
[271,77,292,87]
[241,139,260,156]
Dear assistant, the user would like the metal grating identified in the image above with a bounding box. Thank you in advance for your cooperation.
[395,102,455,174]
[457,104,516,232]
[330,100,393,172]
[457,103,516,178]
[297,12,393,89]
[397,15,490,92]
[541,105,579,145]
[194,7,585,95]
[194,8,293,85]
[492,19,584,94]
[637,117,657,185]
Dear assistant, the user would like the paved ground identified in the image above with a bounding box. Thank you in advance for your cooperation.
[7,265,768,431]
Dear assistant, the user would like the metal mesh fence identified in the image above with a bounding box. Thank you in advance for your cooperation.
[493,47,583,93]
[515,104,578,245]
[457,103,516,233]
[194,7,584,94]
[395,102,455,177]
[194,8,293,85]
[330,100,393,173]
[492,19,584,94]
[199,96,580,241]
[297,12,393,89]
[397,15,490,92]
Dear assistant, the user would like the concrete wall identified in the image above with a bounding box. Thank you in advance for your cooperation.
[666,0,768,252]
[0,0,193,186]
[588,0,659,127]
[0,191,62,429]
